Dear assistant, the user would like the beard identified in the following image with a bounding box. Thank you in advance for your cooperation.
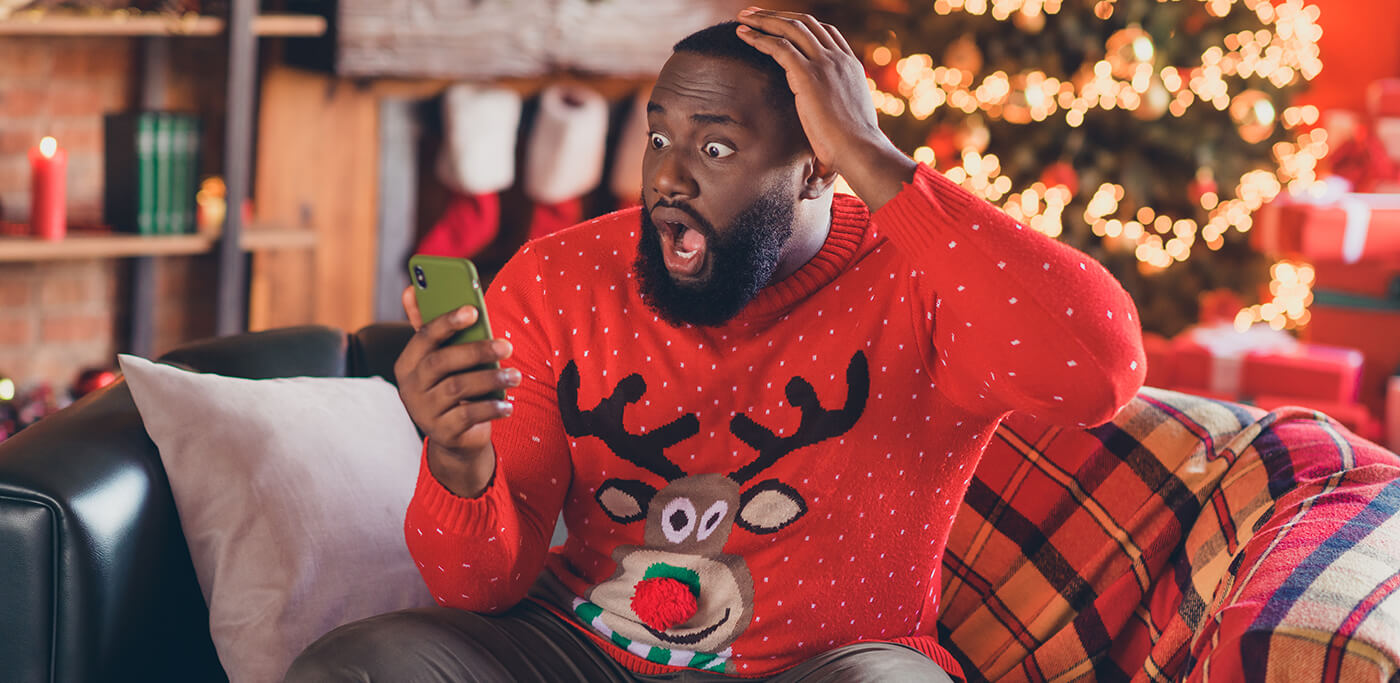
[634,189,796,328]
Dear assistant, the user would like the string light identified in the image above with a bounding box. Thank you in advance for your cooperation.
[866,0,1325,326]
[1236,260,1315,330]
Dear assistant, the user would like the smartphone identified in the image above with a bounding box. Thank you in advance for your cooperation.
[408,254,505,400]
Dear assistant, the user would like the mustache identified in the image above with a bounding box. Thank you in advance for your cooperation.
[646,198,715,236]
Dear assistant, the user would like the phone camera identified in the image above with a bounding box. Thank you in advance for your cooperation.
[413,265,427,288]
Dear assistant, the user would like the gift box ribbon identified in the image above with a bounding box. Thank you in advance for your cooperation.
[1292,184,1400,264]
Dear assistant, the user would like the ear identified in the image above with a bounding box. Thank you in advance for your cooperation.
[736,479,807,534]
[596,478,657,524]
[799,153,838,200]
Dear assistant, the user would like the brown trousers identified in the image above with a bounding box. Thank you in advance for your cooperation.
[284,599,954,683]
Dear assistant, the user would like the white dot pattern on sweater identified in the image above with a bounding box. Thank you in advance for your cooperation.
[408,179,1141,677]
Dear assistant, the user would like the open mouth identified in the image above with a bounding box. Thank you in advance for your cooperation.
[641,608,732,646]
[655,215,710,280]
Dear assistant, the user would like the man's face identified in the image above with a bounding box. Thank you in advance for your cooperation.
[635,52,808,327]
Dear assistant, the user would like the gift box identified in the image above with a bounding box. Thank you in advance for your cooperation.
[1142,333,1174,388]
[1371,78,1400,117]
[1253,192,1400,264]
[1167,324,1365,407]
[1368,79,1400,164]
[1242,344,1365,405]
[1169,323,1298,398]
[1304,284,1400,431]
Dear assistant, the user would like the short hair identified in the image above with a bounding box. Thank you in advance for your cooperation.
[672,21,798,124]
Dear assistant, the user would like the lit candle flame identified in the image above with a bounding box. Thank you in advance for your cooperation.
[39,136,58,158]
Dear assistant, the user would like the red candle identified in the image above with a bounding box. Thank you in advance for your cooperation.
[29,136,67,241]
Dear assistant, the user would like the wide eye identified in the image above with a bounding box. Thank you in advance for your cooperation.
[661,497,697,544]
[695,501,729,541]
[649,132,671,150]
[703,142,735,159]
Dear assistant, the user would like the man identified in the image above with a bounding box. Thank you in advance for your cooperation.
[288,8,1145,681]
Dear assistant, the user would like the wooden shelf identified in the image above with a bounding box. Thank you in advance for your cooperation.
[0,12,326,37]
[0,229,317,262]
[248,14,326,37]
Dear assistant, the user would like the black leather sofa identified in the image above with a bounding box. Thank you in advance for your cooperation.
[0,324,414,683]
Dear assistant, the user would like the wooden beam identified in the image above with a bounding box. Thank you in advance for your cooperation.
[374,98,417,322]
[215,0,256,336]
[128,34,171,357]
[250,66,379,333]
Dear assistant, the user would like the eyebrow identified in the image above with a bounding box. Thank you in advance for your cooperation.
[647,102,742,127]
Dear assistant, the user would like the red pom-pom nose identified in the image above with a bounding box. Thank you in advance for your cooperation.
[631,577,698,631]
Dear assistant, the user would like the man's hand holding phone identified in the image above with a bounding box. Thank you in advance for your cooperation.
[395,286,521,499]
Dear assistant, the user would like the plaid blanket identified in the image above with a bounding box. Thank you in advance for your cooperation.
[939,387,1400,682]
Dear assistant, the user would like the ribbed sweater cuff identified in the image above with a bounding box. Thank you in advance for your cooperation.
[891,636,967,682]
[412,439,509,536]
[871,163,979,257]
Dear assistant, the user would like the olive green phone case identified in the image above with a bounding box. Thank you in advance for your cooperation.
[409,255,504,398]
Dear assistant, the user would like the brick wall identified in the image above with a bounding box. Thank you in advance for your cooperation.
[0,37,131,223]
[0,37,221,390]
[0,260,121,385]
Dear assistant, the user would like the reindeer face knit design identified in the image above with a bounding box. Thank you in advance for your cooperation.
[561,352,870,663]
[403,165,1148,679]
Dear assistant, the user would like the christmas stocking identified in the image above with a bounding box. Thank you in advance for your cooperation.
[523,83,609,241]
[417,85,522,259]
[609,86,653,211]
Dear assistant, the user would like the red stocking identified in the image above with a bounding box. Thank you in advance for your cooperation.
[417,192,501,259]
[527,198,584,242]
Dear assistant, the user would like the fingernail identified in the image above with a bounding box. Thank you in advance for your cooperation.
[504,368,523,385]
[453,306,474,323]
[738,7,756,15]
[737,25,751,32]
[493,339,513,357]
[498,401,514,416]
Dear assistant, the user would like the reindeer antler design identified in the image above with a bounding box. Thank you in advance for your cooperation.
[559,361,698,482]
[728,351,870,484]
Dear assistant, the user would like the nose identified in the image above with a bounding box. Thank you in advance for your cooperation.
[651,148,698,202]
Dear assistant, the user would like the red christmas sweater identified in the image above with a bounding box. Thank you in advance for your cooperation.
[404,164,1146,679]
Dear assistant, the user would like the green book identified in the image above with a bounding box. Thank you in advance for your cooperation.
[138,114,156,235]
[154,113,173,235]
[171,115,195,234]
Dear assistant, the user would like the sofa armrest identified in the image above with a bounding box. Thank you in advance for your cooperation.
[1185,409,1400,681]
[349,322,414,386]
[0,382,224,683]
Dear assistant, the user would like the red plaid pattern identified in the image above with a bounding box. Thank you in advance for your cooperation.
[941,387,1400,681]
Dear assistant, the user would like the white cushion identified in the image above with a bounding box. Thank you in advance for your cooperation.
[119,354,432,683]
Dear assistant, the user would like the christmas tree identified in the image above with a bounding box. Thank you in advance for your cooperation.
[815,0,1325,336]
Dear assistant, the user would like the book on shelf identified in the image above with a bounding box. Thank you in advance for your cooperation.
[104,111,201,235]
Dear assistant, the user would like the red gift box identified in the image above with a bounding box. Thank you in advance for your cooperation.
[1304,276,1400,432]
[1168,324,1299,398]
[1142,333,1174,388]
[1368,78,1400,118]
[1242,343,1365,405]
[1165,325,1365,408]
[1171,341,1248,397]
[1253,193,1400,264]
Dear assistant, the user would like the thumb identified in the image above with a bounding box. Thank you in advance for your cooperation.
[402,286,424,330]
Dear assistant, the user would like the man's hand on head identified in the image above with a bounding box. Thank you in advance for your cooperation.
[736,7,917,212]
